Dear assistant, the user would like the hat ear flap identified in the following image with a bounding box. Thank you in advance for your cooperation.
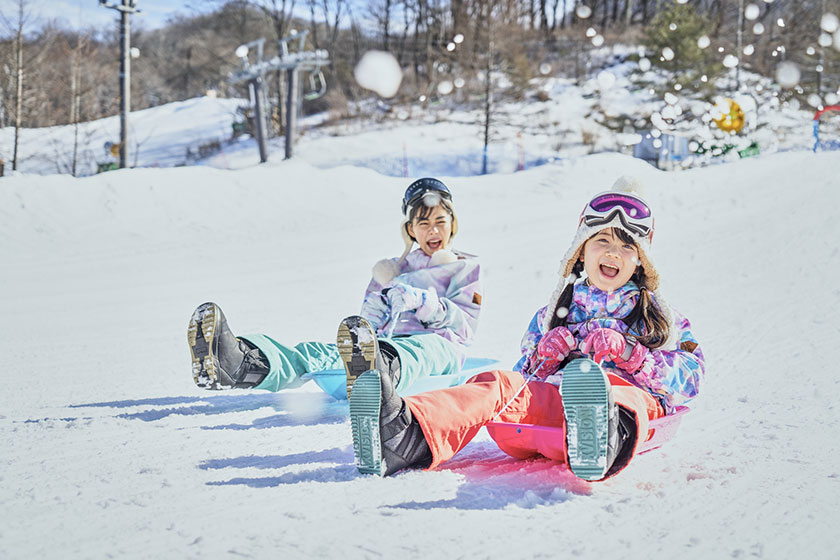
[637,251,659,291]
[402,220,415,244]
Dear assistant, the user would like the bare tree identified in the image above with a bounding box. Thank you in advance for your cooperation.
[0,0,32,171]
[65,31,99,177]
[369,0,394,51]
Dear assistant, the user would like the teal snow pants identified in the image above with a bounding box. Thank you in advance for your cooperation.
[239,333,460,393]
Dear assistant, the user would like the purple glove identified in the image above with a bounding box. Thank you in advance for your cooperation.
[386,283,430,313]
[360,292,389,330]
[580,328,626,364]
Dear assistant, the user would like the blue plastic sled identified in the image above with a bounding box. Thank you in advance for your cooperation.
[303,357,500,401]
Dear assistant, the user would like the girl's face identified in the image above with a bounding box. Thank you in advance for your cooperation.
[581,228,640,292]
[407,204,453,256]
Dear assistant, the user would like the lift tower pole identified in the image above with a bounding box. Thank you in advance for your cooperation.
[100,0,140,169]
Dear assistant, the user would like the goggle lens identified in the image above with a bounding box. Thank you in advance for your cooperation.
[589,193,651,219]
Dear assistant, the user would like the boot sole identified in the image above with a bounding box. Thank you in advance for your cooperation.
[188,303,225,390]
[337,316,379,399]
[561,358,611,481]
[349,370,384,476]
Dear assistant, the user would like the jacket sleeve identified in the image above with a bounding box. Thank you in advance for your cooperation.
[630,310,705,413]
[361,277,385,307]
[415,259,483,346]
[513,307,556,376]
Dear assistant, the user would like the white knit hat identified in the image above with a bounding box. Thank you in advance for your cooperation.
[542,176,677,349]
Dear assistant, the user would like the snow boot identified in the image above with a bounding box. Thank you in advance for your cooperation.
[187,302,269,390]
[560,357,621,481]
[348,368,432,476]
[337,315,379,398]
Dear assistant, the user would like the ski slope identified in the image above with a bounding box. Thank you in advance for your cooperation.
[1,143,838,558]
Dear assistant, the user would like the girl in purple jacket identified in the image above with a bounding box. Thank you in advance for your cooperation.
[187,178,482,395]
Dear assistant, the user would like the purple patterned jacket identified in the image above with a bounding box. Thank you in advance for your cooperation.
[514,281,704,413]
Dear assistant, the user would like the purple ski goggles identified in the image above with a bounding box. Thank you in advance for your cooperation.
[581,191,654,240]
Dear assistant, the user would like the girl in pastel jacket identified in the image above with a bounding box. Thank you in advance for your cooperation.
[186,178,482,395]
[346,177,705,482]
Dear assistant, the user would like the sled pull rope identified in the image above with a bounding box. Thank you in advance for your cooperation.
[491,357,547,422]
[490,353,608,423]
[385,311,400,338]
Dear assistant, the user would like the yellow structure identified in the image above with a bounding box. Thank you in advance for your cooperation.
[713,98,745,134]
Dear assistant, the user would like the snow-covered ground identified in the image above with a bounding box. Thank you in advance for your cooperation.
[2,121,839,558]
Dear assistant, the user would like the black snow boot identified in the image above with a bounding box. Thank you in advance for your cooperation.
[188,302,269,390]
[348,367,432,476]
[604,406,636,478]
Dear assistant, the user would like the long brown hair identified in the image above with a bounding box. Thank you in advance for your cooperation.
[548,227,670,348]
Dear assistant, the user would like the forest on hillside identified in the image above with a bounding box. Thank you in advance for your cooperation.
[1,1,838,150]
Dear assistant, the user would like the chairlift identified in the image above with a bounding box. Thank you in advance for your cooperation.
[303,68,327,101]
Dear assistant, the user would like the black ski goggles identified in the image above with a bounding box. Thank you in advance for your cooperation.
[402,178,452,215]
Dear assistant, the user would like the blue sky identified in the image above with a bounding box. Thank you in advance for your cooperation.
[0,1,376,33]
[0,1,208,31]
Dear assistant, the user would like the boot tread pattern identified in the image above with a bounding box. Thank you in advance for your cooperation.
[188,303,221,389]
[337,316,378,399]
[561,358,611,481]
[349,370,384,476]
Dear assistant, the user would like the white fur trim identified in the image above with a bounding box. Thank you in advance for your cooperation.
[372,258,401,286]
[430,249,458,266]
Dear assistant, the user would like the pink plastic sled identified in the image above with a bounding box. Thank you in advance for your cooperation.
[485,405,690,461]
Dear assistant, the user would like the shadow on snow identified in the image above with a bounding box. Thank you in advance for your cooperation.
[68,391,348,429]
[205,440,590,508]
[205,447,359,487]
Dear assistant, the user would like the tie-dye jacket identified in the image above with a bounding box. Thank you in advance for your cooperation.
[513,281,704,414]
[363,249,482,357]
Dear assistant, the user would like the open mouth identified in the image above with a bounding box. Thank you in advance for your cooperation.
[426,239,443,251]
[599,263,620,278]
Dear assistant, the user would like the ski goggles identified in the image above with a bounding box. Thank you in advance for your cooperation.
[402,177,452,215]
[580,191,654,240]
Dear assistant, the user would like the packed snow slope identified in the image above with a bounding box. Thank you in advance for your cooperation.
[1,150,838,559]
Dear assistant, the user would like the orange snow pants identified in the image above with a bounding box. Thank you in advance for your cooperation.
[404,370,664,477]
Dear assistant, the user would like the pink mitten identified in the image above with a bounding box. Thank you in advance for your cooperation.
[537,326,576,362]
[580,328,626,364]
